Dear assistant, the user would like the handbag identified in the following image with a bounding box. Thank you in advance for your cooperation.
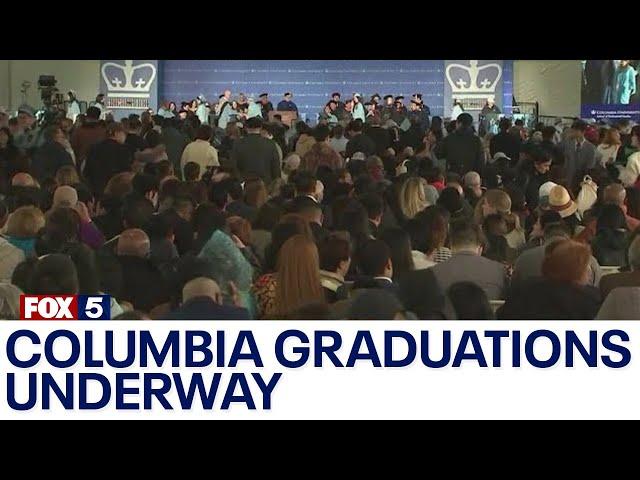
[576,175,598,216]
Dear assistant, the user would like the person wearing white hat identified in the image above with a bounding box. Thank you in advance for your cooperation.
[352,93,365,123]
[537,181,558,208]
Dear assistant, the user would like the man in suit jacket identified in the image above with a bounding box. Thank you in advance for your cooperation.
[600,235,640,299]
[439,113,484,176]
[230,116,281,185]
[561,120,596,187]
[162,277,250,320]
[31,125,74,182]
[428,220,508,301]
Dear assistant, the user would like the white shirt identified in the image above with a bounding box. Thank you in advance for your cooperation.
[411,250,436,270]
[180,139,220,179]
[627,152,640,179]
[596,144,620,166]
[329,136,348,154]
[451,105,464,120]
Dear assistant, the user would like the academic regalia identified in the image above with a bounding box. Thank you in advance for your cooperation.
[390,105,407,125]
[261,101,274,120]
[196,102,209,125]
[613,65,637,104]
[247,101,262,119]
[352,102,366,122]
[217,101,233,129]
[66,100,81,122]
[277,100,298,112]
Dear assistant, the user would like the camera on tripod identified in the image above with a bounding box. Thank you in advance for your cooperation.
[36,75,64,126]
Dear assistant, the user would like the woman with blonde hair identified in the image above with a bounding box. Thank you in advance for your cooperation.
[55,165,80,186]
[474,189,525,250]
[4,206,45,257]
[595,128,622,166]
[398,176,429,221]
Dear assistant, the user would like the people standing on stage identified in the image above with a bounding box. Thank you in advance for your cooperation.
[451,98,465,120]
[391,96,408,125]
[195,95,209,125]
[381,95,394,122]
[217,90,234,129]
[259,93,273,121]
[331,92,345,116]
[158,101,175,119]
[412,93,430,130]
[319,101,338,126]
[613,60,637,105]
[365,102,380,124]
[352,93,366,123]
[481,96,501,116]
[277,92,298,112]
[370,93,381,110]
[66,91,81,123]
[90,93,106,119]
[479,96,502,136]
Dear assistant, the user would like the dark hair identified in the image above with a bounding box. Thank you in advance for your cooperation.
[264,217,312,273]
[227,179,244,201]
[252,202,283,231]
[43,125,61,142]
[437,187,463,215]
[193,203,226,250]
[60,242,100,295]
[542,125,557,140]
[146,213,175,240]
[349,120,364,133]
[450,220,485,250]
[85,106,101,120]
[334,199,371,254]
[319,235,351,272]
[313,125,331,142]
[626,187,640,220]
[539,210,563,230]
[29,254,79,295]
[36,207,81,255]
[195,124,213,141]
[293,171,317,195]
[457,113,473,128]
[285,195,322,217]
[106,122,125,138]
[332,125,344,137]
[184,162,201,182]
[447,282,494,319]
[11,257,38,293]
[482,214,509,262]
[412,206,449,254]
[122,194,154,230]
[358,239,391,277]
[498,117,512,132]
[246,117,263,130]
[359,192,384,220]
[378,228,414,280]
[572,120,588,132]
[597,204,628,232]
[145,129,162,148]
[169,256,217,307]
[132,173,159,197]
[209,179,231,209]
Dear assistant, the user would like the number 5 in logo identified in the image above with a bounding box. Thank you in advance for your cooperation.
[77,295,111,320]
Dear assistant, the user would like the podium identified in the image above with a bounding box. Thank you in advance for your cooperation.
[269,111,298,127]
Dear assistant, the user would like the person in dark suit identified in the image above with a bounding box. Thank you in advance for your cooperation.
[345,120,376,158]
[162,277,250,320]
[230,116,281,185]
[276,92,298,112]
[115,228,170,313]
[600,235,640,299]
[560,120,596,188]
[490,117,521,164]
[259,93,274,121]
[356,238,400,296]
[364,116,392,155]
[84,122,132,198]
[31,125,74,182]
[439,113,484,176]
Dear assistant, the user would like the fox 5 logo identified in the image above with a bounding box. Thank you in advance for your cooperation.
[20,295,111,320]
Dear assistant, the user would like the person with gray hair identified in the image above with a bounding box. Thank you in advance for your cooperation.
[0,282,22,320]
[463,171,483,207]
[599,234,640,299]
[161,276,250,320]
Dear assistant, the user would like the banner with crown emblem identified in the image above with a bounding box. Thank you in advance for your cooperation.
[100,60,159,120]
[444,60,504,118]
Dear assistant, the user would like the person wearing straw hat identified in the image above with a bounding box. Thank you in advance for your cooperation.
[547,184,582,235]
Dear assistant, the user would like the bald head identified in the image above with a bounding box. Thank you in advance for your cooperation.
[182,277,222,304]
[11,172,38,188]
[116,228,150,258]
[604,183,626,207]
[53,185,78,209]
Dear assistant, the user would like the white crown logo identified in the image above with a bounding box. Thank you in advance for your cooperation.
[446,60,502,98]
[101,60,157,98]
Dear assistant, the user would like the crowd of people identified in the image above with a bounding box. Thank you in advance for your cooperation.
[1,86,640,320]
